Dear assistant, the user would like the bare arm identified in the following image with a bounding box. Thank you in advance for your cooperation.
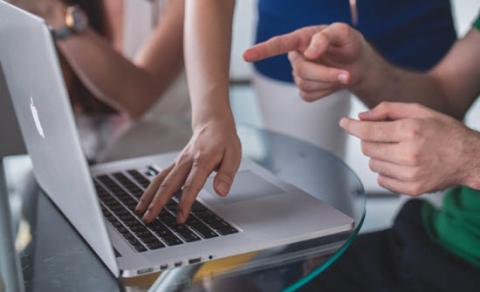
[59,0,185,119]
[245,24,480,119]
[184,0,236,127]
[355,29,480,119]
[135,0,242,224]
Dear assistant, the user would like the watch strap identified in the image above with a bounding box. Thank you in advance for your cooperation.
[50,26,73,41]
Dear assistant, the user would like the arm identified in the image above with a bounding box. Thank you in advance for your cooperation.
[245,24,480,119]
[184,0,236,128]
[59,0,185,119]
[244,23,480,194]
[135,0,242,224]
[15,0,185,119]
[355,29,480,119]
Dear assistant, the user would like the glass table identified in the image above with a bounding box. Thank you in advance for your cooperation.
[0,115,366,291]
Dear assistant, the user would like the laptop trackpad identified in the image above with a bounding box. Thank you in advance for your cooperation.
[204,170,285,204]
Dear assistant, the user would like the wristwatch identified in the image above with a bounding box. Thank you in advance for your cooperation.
[50,5,89,41]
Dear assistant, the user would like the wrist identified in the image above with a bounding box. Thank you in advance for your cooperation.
[192,113,235,132]
[459,128,480,190]
[351,43,392,103]
[191,98,235,130]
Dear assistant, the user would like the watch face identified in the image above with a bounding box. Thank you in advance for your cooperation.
[67,7,88,33]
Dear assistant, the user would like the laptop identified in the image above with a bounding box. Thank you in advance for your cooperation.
[0,1,353,278]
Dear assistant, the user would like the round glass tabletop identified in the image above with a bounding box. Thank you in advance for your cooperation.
[2,116,366,291]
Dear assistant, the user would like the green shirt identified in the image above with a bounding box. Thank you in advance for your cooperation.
[421,14,480,269]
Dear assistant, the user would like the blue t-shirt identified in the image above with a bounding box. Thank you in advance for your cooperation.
[255,0,457,83]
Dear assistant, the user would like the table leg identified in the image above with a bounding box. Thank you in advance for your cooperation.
[0,159,25,292]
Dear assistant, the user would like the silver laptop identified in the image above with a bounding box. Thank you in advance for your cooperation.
[0,1,353,278]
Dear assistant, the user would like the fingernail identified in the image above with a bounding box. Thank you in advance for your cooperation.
[176,210,184,224]
[339,118,348,128]
[135,204,142,213]
[306,46,321,56]
[338,72,349,84]
[358,111,370,119]
[142,210,150,221]
[288,51,295,61]
[243,50,255,61]
[217,181,230,196]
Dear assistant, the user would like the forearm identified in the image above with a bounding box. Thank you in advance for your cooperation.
[58,31,163,118]
[353,29,480,120]
[57,0,184,119]
[184,0,236,128]
[458,128,480,190]
[352,47,453,117]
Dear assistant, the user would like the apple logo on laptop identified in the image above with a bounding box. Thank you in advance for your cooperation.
[30,97,45,138]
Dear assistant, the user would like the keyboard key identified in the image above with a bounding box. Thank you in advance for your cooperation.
[159,211,177,225]
[127,170,151,188]
[187,219,219,239]
[95,169,239,253]
[162,235,183,246]
[147,166,159,175]
[217,226,239,235]
[193,226,219,239]
[171,225,201,242]
[191,201,207,212]
[146,241,165,250]
[133,243,147,252]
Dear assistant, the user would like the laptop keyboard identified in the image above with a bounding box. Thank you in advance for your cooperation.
[94,166,239,253]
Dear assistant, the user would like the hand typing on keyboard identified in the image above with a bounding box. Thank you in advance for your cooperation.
[95,172,238,252]
[135,120,242,224]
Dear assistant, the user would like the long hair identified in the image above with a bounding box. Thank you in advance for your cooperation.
[62,0,115,114]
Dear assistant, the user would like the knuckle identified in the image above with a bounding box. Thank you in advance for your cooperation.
[408,184,424,196]
[297,79,308,90]
[377,101,390,112]
[377,176,388,189]
[182,183,201,194]
[411,103,423,111]
[176,156,191,168]
[217,172,234,184]
[192,153,204,167]
[406,153,421,166]
[147,205,156,213]
[368,160,378,173]
[361,142,370,156]
[403,121,422,141]
[332,22,351,36]
[405,145,422,166]
[299,91,313,102]
[408,168,422,180]
[295,66,305,78]
[159,181,169,190]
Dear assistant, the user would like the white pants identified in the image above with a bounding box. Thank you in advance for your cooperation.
[253,72,351,158]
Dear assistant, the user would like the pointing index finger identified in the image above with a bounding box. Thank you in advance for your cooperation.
[243,26,324,62]
[339,117,402,143]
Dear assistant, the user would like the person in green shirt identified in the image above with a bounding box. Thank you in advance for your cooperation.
[243,12,480,292]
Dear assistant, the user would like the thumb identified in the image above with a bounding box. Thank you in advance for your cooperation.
[213,150,240,197]
[359,102,431,121]
[304,32,330,60]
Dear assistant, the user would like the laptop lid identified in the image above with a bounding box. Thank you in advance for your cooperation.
[0,1,118,276]
[0,61,26,157]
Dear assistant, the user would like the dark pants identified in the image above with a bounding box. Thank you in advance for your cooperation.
[302,200,480,292]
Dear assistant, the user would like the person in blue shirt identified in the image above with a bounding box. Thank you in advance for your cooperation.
[139,0,457,225]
